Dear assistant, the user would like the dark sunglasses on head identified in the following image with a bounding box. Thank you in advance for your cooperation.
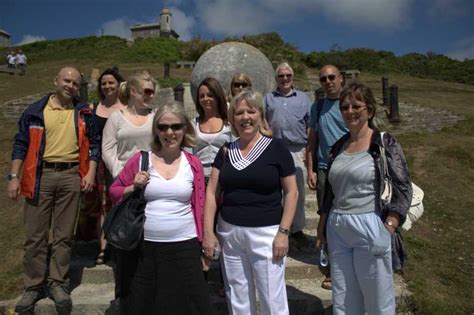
[319,74,338,83]
[156,123,185,132]
[142,88,155,96]
[278,73,293,79]
[233,82,249,88]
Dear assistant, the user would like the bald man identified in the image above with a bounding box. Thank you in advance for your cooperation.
[306,65,348,290]
[7,67,100,314]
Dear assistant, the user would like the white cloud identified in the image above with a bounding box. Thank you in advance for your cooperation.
[195,1,276,35]
[194,0,412,35]
[169,7,196,41]
[318,0,412,29]
[427,0,473,18]
[96,18,131,39]
[168,0,186,5]
[17,35,47,46]
[446,37,474,61]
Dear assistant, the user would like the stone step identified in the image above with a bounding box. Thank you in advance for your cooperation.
[0,274,412,315]
[70,249,323,286]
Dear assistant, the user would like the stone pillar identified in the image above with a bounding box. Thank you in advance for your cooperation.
[389,85,400,123]
[164,63,170,79]
[382,76,389,107]
[79,73,88,103]
[341,71,347,86]
[174,83,184,102]
[90,68,100,85]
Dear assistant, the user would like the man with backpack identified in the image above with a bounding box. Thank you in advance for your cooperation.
[306,64,348,290]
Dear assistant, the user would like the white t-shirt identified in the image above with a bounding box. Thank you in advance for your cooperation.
[16,53,27,64]
[143,152,197,242]
[7,54,16,65]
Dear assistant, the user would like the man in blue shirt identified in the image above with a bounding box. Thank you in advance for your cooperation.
[306,64,348,289]
[265,62,311,246]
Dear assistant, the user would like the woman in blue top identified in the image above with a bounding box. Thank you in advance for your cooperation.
[316,82,412,315]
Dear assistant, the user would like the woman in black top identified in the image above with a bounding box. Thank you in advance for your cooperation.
[202,89,298,315]
[76,68,126,264]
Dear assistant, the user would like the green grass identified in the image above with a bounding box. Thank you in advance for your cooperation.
[358,73,474,313]
[1,55,473,313]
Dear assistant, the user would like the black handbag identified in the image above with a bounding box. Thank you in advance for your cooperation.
[102,151,149,251]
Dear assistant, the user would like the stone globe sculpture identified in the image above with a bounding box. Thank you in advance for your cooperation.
[191,42,276,101]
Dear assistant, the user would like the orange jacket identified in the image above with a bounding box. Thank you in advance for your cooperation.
[11,95,101,200]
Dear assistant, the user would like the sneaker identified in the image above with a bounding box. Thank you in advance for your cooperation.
[48,282,72,315]
[15,288,45,314]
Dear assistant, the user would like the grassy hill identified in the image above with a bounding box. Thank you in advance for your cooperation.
[2,33,474,84]
[0,35,473,314]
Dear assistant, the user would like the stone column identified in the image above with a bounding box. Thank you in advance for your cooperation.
[389,85,401,123]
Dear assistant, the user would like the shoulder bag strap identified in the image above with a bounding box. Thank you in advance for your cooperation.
[140,151,149,171]
[379,132,390,180]
[137,151,150,197]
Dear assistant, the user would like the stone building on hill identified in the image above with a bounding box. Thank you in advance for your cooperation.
[130,8,179,40]
[0,29,11,47]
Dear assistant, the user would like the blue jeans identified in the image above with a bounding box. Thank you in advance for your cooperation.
[327,211,395,315]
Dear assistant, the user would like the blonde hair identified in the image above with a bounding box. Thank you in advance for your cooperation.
[228,89,272,137]
[151,102,197,151]
[275,62,294,78]
[118,73,158,105]
[229,72,253,97]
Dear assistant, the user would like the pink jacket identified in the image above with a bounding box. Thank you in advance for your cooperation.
[109,150,206,241]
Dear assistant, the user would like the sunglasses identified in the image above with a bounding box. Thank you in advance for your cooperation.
[233,82,249,88]
[340,104,367,112]
[278,73,293,79]
[156,123,185,132]
[142,88,155,96]
[319,74,338,83]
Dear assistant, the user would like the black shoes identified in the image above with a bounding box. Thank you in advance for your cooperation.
[48,281,72,315]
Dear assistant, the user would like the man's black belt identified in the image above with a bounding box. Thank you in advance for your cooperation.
[43,162,79,170]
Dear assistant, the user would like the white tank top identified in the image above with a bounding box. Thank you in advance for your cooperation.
[143,152,197,242]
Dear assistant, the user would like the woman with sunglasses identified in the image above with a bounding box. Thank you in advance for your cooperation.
[102,72,156,179]
[192,77,234,183]
[316,82,412,314]
[229,72,253,100]
[101,72,156,305]
[109,103,212,314]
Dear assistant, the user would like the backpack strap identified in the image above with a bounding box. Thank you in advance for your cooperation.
[315,98,325,125]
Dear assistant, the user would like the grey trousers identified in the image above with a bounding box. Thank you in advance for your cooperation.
[287,145,307,233]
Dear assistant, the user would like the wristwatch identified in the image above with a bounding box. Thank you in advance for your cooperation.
[278,226,290,236]
[7,174,18,180]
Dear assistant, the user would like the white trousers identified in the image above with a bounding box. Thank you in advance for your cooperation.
[327,211,395,315]
[217,217,289,315]
[287,144,307,233]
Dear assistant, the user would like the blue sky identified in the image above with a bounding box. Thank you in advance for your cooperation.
[1,0,473,60]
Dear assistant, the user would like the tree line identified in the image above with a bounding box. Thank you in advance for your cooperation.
[3,33,473,85]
